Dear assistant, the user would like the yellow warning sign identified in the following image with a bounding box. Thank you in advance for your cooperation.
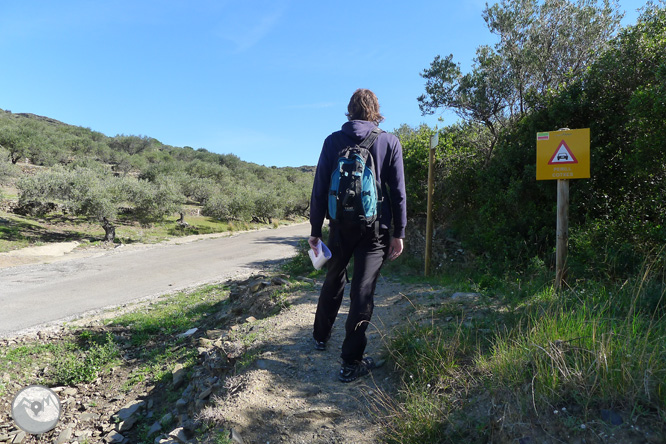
[536,128,590,180]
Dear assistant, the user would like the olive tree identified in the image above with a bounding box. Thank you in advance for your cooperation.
[418,0,623,161]
[0,148,17,200]
[17,167,184,242]
[0,127,28,164]
[127,176,185,224]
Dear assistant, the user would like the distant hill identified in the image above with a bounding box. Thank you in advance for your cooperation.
[0,107,314,229]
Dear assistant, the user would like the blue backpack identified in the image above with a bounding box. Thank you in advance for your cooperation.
[327,127,382,226]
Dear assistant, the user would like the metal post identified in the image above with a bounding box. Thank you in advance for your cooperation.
[425,133,438,276]
[555,178,569,289]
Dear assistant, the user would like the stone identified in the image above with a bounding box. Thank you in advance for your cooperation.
[118,415,138,432]
[62,387,78,396]
[198,387,213,400]
[230,428,245,444]
[116,399,145,421]
[198,338,213,347]
[11,431,26,444]
[56,426,73,444]
[249,281,269,293]
[450,292,481,301]
[245,316,257,323]
[147,421,162,437]
[177,328,198,338]
[172,364,186,389]
[180,418,196,433]
[160,412,174,425]
[175,397,188,410]
[205,329,224,339]
[105,430,125,443]
[79,412,100,422]
[168,427,189,444]
[271,276,289,286]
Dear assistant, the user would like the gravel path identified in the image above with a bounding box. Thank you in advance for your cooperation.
[198,275,415,444]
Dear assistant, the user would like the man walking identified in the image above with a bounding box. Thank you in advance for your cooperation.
[309,88,407,382]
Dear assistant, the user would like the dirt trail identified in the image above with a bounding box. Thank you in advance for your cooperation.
[199,276,423,444]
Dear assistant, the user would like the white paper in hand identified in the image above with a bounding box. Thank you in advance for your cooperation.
[308,240,331,270]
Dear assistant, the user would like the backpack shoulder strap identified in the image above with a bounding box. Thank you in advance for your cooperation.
[358,127,382,150]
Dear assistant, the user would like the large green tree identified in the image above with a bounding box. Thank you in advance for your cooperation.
[418,0,622,161]
[450,4,665,272]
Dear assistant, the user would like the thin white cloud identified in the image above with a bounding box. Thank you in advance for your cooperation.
[214,2,287,53]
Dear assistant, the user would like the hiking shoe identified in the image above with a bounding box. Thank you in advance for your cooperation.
[313,338,326,351]
[338,357,376,383]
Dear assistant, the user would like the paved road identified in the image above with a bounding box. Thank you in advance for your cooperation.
[0,223,310,337]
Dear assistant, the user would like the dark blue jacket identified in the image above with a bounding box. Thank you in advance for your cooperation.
[310,120,407,239]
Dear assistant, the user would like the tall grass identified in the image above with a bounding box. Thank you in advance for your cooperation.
[376,253,666,443]
[480,298,666,411]
[377,322,483,443]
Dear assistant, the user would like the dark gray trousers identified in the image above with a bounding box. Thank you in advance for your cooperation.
[313,224,390,363]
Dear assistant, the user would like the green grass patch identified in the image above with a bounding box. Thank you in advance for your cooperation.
[0,209,279,252]
[107,284,229,391]
[50,333,121,386]
[0,332,121,392]
[0,212,48,251]
[479,292,666,412]
[0,283,231,397]
[108,284,229,345]
[378,256,666,443]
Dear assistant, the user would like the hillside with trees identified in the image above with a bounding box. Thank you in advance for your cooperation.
[0,110,313,242]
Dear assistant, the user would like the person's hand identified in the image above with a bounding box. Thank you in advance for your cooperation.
[308,236,321,256]
[388,237,403,261]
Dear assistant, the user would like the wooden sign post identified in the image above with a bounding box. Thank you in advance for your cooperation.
[536,128,590,289]
[556,179,569,288]
[425,132,438,276]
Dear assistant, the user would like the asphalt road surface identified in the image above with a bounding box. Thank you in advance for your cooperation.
[0,223,310,338]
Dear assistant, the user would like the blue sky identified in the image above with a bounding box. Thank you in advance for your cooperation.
[0,1,649,167]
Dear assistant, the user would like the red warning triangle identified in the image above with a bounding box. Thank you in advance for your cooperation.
[548,140,578,164]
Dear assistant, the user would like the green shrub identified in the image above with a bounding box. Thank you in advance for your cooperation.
[50,333,120,386]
